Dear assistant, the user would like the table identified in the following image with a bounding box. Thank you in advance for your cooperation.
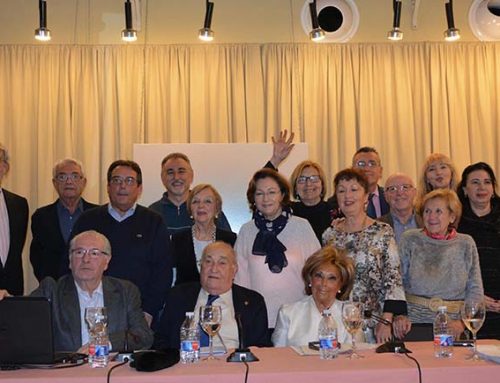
[1,342,499,383]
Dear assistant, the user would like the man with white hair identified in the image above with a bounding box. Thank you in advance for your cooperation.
[30,158,97,281]
[0,143,28,296]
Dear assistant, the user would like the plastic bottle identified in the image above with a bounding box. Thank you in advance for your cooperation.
[180,312,200,364]
[433,306,453,358]
[318,310,339,360]
[88,320,110,368]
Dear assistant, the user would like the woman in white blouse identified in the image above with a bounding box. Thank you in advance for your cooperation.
[272,246,355,347]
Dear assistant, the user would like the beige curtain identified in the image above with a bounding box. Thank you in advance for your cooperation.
[0,42,499,290]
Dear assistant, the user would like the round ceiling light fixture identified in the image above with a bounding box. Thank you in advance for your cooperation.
[469,0,500,41]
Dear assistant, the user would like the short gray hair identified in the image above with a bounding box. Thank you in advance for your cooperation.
[69,230,112,258]
[53,158,85,179]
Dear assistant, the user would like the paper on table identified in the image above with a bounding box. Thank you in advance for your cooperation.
[200,346,227,356]
[477,344,500,364]
[291,343,377,356]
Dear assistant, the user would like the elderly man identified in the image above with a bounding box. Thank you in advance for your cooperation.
[30,158,97,281]
[69,160,172,324]
[378,173,423,243]
[149,152,232,236]
[327,146,389,219]
[0,144,28,296]
[0,230,153,352]
[153,241,270,350]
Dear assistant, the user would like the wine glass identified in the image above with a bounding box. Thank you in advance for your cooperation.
[342,301,364,359]
[460,300,486,361]
[199,305,222,360]
[84,307,108,336]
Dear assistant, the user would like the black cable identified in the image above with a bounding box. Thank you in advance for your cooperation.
[242,359,249,383]
[404,352,422,383]
[106,359,129,383]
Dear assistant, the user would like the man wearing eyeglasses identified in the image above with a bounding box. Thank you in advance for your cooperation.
[68,160,172,326]
[0,230,153,352]
[378,173,423,243]
[30,158,97,282]
[0,144,29,296]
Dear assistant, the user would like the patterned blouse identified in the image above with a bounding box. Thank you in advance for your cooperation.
[322,220,407,315]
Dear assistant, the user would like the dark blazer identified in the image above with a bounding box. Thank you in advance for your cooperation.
[0,189,28,296]
[172,228,237,285]
[30,198,97,281]
[30,275,153,352]
[153,282,270,350]
[378,210,424,230]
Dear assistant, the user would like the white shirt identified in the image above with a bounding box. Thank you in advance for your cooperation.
[194,288,239,350]
[107,203,137,222]
[74,280,104,347]
[0,189,10,267]
[272,296,352,347]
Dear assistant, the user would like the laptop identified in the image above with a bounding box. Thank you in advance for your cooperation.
[0,296,85,365]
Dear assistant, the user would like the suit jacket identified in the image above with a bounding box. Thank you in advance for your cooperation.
[30,198,97,281]
[172,228,237,285]
[378,210,424,230]
[30,275,153,352]
[153,282,270,350]
[0,189,29,296]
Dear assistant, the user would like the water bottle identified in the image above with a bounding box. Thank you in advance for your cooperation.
[86,307,110,368]
[318,310,339,360]
[433,306,453,358]
[180,312,200,364]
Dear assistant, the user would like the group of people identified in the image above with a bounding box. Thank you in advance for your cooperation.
[0,132,499,355]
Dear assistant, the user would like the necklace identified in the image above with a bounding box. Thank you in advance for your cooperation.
[192,224,216,242]
[342,214,369,233]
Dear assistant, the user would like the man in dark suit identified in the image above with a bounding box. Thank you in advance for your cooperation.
[30,158,97,281]
[0,144,29,296]
[0,230,153,352]
[154,241,270,350]
[378,173,423,243]
[327,146,389,219]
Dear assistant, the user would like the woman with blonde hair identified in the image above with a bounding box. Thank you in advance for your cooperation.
[417,153,458,202]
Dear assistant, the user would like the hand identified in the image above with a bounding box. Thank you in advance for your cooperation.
[375,322,392,343]
[270,130,295,168]
[448,319,465,339]
[485,295,500,313]
[144,311,153,327]
[77,343,89,354]
[392,315,412,339]
[0,289,11,300]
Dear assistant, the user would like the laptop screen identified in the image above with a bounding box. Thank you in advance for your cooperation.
[0,296,55,364]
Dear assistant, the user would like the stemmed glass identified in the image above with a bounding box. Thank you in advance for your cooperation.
[342,301,364,359]
[84,307,108,337]
[199,305,222,360]
[460,300,486,361]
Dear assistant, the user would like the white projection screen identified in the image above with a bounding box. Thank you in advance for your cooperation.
[133,143,308,232]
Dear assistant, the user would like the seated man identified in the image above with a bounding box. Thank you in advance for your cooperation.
[0,230,153,352]
[154,241,270,350]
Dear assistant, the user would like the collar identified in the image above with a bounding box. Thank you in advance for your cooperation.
[74,279,104,299]
[107,202,137,221]
[57,198,84,214]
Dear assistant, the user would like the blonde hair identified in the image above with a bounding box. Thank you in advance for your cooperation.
[417,189,462,227]
[289,160,327,201]
[187,184,223,218]
[417,153,458,203]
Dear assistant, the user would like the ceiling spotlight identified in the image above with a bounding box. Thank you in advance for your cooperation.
[444,0,460,41]
[309,0,325,42]
[121,0,137,42]
[198,1,215,42]
[387,0,403,41]
[34,0,51,42]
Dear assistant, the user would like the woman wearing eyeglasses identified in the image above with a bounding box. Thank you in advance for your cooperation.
[289,161,333,242]
[235,168,321,330]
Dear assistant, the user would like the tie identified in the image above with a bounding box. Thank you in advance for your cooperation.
[366,193,376,218]
[200,294,219,347]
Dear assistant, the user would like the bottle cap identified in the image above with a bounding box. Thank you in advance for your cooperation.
[438,306,447,311]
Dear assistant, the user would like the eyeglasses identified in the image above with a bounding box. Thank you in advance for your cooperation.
[55,173,83,182]
[385,184,414,193]
[70,248,109,258]
[254,190,281,199]
[297,175,321,184]
[354,160,379,168]
[109,176,137,186]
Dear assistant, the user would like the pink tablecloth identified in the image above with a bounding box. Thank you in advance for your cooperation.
[1,341,499,383]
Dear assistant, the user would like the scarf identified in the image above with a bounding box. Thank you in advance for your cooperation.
[423,227,457,240]
[251,206,291,273]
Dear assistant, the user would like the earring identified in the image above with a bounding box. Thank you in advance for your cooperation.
[338,290,341,293]
[308,283,312,287]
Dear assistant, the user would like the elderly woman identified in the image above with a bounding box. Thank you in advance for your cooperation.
[235,168,321,329]
[457,162,500,339]
[172,184,236,285]
[322,168,408,343]
[417,153,458,202]
[399,189,484,340]
[289,160,333,242]
[272,246,355,347]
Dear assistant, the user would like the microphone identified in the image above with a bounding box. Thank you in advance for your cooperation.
[226,313,259,362]
[115,330,134,362]
[363,310,411,354]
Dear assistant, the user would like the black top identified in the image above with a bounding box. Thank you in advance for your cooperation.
[458,198,500,339]
[291,200,332,243]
